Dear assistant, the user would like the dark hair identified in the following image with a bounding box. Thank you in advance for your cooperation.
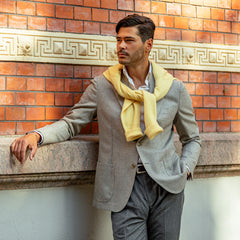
[116,14,155,43]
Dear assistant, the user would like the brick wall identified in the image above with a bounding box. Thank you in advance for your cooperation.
[0,0,239,135]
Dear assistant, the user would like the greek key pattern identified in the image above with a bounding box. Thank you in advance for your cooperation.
[1,29,240,72]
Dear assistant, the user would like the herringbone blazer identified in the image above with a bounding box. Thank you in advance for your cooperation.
[37,66,201,212]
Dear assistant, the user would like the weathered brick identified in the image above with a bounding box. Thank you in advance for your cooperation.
[84,22,100,34]
[118,0,134,11]
[27,78,45,91]
[182,5,196,17]
[6,107,25,120]
[46,78,64,92]
[189,71,203,82]
[66,20,83,33]
[74,66,91,78]
[189,18,203,30]
[174,70,188,82]
[7,77,25,91]
[217,121,230,132]
[175,17,189,29]
[36,64,55,77]
[55,93,73,106]
[166,29,181,41]
[210,109,223,120]
[0,14,7,27]
[0,107,5,120]
[154,28,165,40]
[218,96,231,108]
[65,79,82,92]
[159,15,174,28]
[218,0,231,9]
[9,15,27,29]
[74,7,91,20]
[28,17,47,30]
[231,121,240,132]
[196,109,210,120]
[84,0,100,7]
[204,72,217,83]
[204,20,217,31]
[135,1,150,13]
[0,92,15,105]
[66,0,83,5]
[196,83,210,95]
[167,3,181,15]
[225,10,238,21]
[56,5,73,19]
[0,123,15,135]
[218,73,231,83]
[218,21,231,33]
[0,62,16,75]
[92,9,109,22]
[36,93,54,106]
[101,23,116,36]
[223,85,238,96]
[56,65,73,78]
[101,0,117,9]
[17,63,35,76]
[184,83,196,95]
[0,0,16,14]
[232,97,240,108]
[190,0,203,5]
[47,0,64,3]
[37,3,55,17]
[224,109,238,120]
[203,96,217,108]
[232,23,240,34]
[197,31,210,43]
[210,84,224,95]
[17,1,35,15]
[0,77,5,90]
[26,107,45,120]
[203,0,217,7]
[46,107,64,120]
[16,92,35,105]
[47,18,64,32]
[17,122,36,134]
[197,7,210,19]
[232,0,240,10]
[191,96,203,108]
[211,8,224,20]
[151,2,166,14]
[110,11,126,23]
[182,30,196,42]
[203,122,216,132]
[232,73,240,84]
[211,33,224,44]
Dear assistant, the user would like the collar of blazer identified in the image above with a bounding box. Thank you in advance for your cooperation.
[103,61,175,142]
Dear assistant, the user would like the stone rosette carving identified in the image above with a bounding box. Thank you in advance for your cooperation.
[0,28,240,72]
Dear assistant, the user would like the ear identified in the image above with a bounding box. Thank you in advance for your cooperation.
[145,38,153,53]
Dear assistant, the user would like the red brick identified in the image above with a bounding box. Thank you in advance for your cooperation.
[74,66,91,78]
[26,107,45,120]
[225,10,238,22]
[101,23,116,36]
[47,18,64,32]
[17,1,35,15]
[218,73,230,83]
[218,0,231,8]
[151,2,166,14]
[203,96,217,107]
[56,65,73,78]
[65,79,82,92]
[204,0,217,7]
[84,22,100,34]
[224,109,238,120]
[224,85,238,96]
[0,107,5,120]
[55,93,73,106]
[197,121,203,132]
[80,123,91,134]
[189,71,203,82]
[0,0,16,14]
[9,15,27,29]
[0,14,7,27]
[211,33,224,44]
[231,121,240,132]
[232,97,240,108]
[217,121,230,132]
[36,93,54,106]
[74,7,91,20]
[84,0,100,7]
[110,11,126,23]
[218,21,231,33]
[92,66,108,78]
[203,121,216,132]
[27,78,45,91]
[175,17,189,29]
[73,93,82,104]
[0,62,16,75]
[118,0,134,11]
[17,63,35,76]
[167,3,181,15]
[218,96,231,108]
[7,77,25,91]
[191,96,203,107]
[46,78,64,92]
[155,28,165,40]
[17,122,36,134]
[196,83,210,95]
[36,121,54,129]
[47,0,64,3]
[197,7,210,19]
[91,121,99,134]
[0,92,15,105]
[174,70,188,82]
[143,14,159,27]
[37,3,55,17]
[232,0,240,10]
[0,123,15,135]
[196,109,209,120]
[232,73,240,84]
[0,77,5,90]
[101,0,117,9]
[182,5,196,17]
[211,109,223,120]
[92,9,109,22]
[83,79,92,91]
[6,107,25,120]
[46,107,64,120]
[16,92,35,105]
[225,34,238,45]
[210,84,224,95]
[182,30,196,42]
[66,20,83,33]
[56,5,73,19]
[185,83,196,95]
[175,0,189,3]
[204,72,217,83]
[232,23,240,34]
[66,0,83,5]
[189,18,203,30]
[190,0,203,5]
[135,1,150,13]
[36,64,55,77]
[28,17,46,30]
[166,29,181,41]
[204,20,217,31]
[159,16,174,28]
[197,32,210,43]
[211,8,224,20]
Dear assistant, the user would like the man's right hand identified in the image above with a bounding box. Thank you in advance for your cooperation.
[11,132,40,164]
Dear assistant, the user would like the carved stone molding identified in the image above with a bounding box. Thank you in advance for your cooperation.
[1,28,240,72]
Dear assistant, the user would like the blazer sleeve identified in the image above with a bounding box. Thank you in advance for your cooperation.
[36,78,98,145]
[174,81,201,174]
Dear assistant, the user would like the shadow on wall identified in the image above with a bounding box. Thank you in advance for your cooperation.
[181,176,240,240]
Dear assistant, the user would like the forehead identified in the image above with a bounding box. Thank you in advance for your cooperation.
[117,26,140,38]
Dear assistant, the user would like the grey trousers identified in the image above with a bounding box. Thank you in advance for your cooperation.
[111,173,184,240]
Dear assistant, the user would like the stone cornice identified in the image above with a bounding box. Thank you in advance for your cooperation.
[0,28,240,72]
[0,133,240,190]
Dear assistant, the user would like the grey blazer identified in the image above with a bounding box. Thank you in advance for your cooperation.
[37,68,201,212]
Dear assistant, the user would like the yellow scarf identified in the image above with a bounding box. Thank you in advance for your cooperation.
[103,61,174,142]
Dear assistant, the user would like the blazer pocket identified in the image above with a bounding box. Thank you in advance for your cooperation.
[94,162,114,202]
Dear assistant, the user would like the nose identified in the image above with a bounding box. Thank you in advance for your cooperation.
[118,40,126,49]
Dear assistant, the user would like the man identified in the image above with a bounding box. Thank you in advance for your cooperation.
[11,14,201,240]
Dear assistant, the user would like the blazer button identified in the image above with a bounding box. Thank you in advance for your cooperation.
[131,163,136,169]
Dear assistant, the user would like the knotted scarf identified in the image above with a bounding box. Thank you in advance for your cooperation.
[103,61,174,142]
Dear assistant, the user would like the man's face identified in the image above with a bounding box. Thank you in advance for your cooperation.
[116,26,151,67]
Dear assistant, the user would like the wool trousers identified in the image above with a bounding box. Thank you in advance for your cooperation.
[111,172,184,240]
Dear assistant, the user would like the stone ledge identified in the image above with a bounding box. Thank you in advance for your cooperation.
[1,133,240,190]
